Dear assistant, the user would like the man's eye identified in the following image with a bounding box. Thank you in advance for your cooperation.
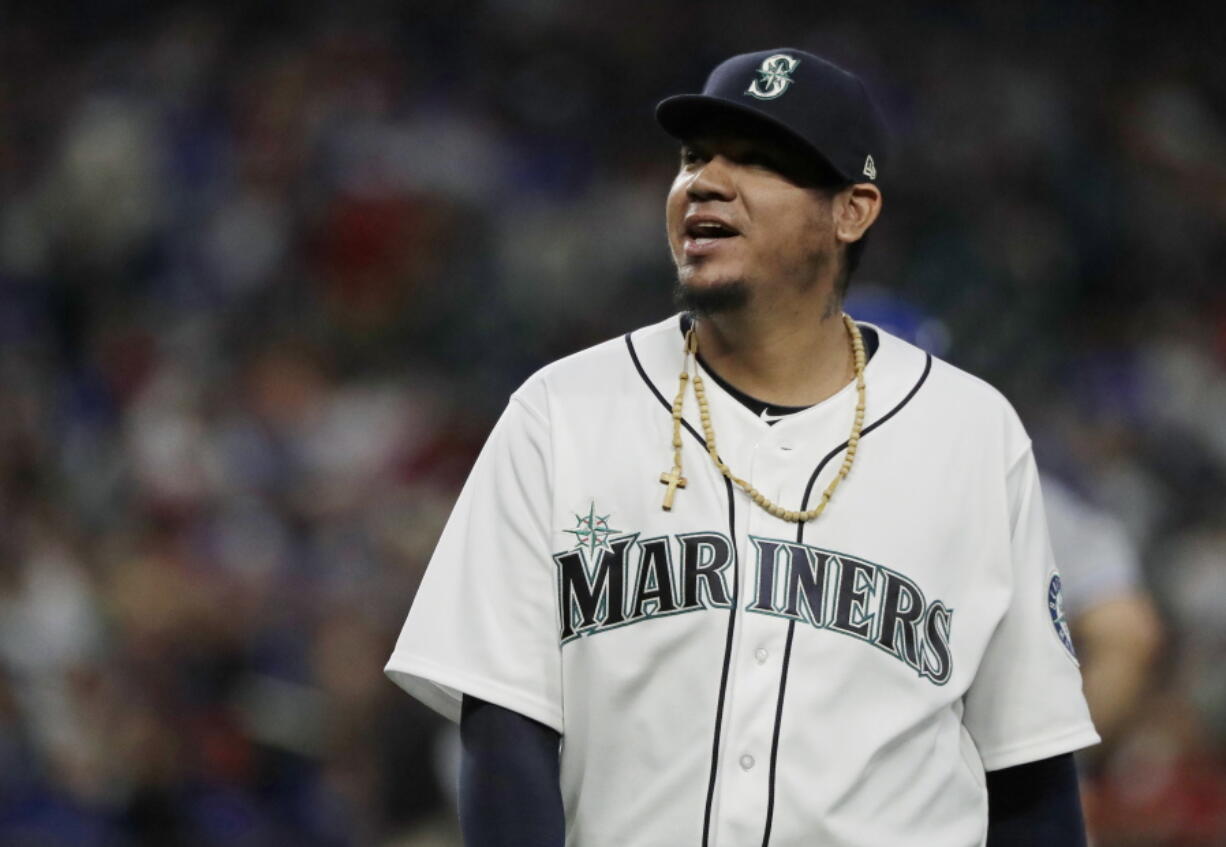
[680,148,704,166]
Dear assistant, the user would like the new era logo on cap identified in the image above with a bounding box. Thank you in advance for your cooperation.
[863,155,877,180]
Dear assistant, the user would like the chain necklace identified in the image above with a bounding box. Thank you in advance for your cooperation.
[658,313,867,522]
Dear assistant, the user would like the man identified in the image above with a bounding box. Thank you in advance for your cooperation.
[1041,473,1163,749]
[386,49,1099,846]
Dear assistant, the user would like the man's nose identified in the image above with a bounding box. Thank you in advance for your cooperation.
[687,155,736,202]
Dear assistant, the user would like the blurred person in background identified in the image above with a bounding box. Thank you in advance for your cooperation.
[1042,474,1164,751]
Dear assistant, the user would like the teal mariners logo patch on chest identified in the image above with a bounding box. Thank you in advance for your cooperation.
[553,519,955,685]
[1047,572,1077,661]
[745,53,801,100]
[564,502,622,555]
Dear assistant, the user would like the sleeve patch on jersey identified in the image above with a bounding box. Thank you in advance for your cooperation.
[1046,572,1078,665]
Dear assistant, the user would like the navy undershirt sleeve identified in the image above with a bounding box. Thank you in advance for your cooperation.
[459,695,565,847]
[986,753,1087,846]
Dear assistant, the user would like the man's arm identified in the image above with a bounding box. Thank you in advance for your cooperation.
[986,753,1086,847]
[1072,591,1163,745]
[459,695,565,847]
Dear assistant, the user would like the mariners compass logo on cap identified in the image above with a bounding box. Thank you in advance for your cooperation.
[745,53,801,100]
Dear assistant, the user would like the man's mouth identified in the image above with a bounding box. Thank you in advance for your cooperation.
[683,218,740,255]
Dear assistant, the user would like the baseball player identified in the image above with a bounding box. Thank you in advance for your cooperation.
[386,48,1099,846]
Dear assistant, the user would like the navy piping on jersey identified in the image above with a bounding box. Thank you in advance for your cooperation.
[761,350,932,846]
[701,476,740,847]
[624,332,739,847]
[625,325,929,844]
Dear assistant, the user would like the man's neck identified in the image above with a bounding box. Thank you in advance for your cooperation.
[690,303,854,408]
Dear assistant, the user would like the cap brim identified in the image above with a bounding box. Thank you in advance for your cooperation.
[655,94,851,183]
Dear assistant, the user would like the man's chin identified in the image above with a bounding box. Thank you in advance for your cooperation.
[673,278,750,316]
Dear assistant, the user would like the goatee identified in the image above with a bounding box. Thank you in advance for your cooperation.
[673,279,749,316]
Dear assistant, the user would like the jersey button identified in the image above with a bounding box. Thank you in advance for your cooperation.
[740,754,755,771]
[754,648,769,664]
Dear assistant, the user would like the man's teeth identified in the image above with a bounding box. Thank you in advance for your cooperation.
[690,222,735,238]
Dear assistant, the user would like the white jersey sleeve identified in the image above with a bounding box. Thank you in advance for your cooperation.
[961,447,1100,771]
[384,384,563,733]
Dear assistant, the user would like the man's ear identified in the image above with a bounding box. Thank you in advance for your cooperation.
[834,183,882,245]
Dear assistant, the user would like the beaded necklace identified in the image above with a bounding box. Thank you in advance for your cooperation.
[658,313,867,522]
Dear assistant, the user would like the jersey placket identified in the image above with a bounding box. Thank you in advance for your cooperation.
[709,416,808,846]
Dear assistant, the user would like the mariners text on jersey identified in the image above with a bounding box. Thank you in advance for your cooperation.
[556,532,954,684]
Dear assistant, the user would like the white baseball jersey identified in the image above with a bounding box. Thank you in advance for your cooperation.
[386,314,1099,847]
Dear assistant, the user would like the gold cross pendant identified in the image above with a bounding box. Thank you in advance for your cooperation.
[659,469,687,511]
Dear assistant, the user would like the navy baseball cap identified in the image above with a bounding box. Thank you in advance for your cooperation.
[656,48,888,185]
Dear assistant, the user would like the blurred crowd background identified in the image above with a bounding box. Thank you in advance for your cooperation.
[1,1,1224,844]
